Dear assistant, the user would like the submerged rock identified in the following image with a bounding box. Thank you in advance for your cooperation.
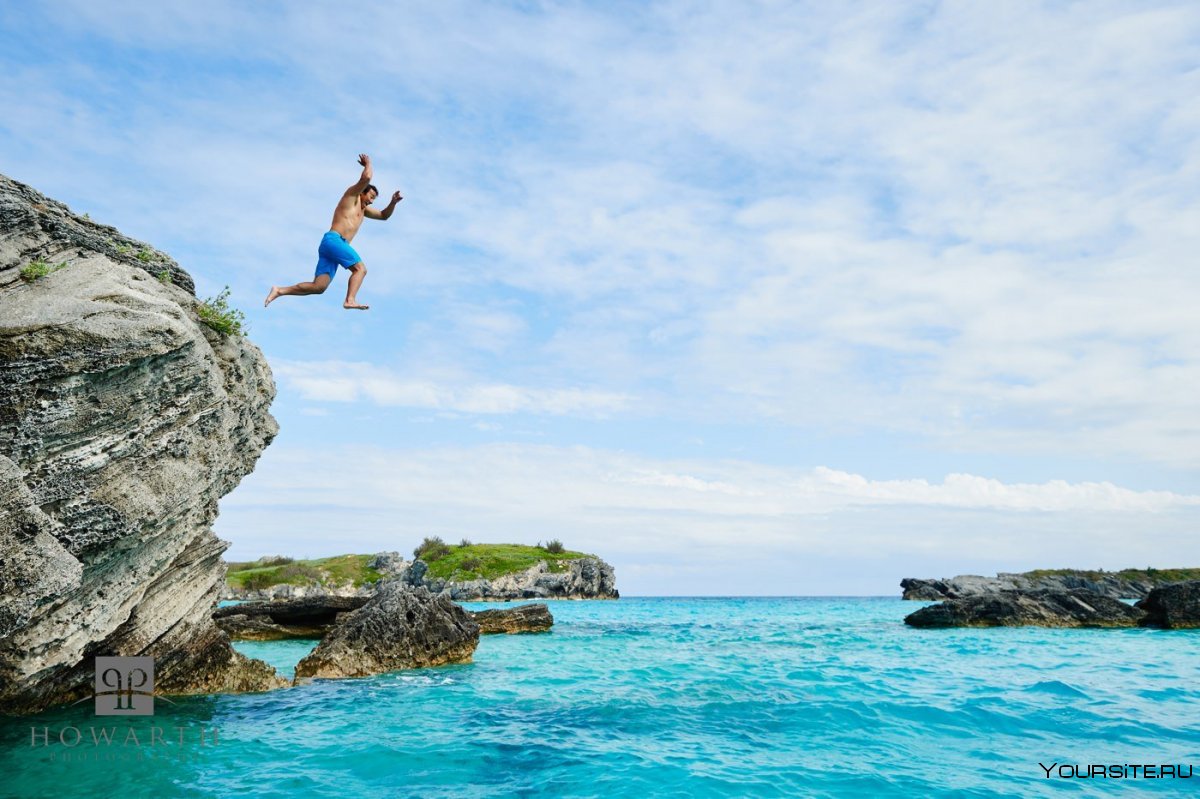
[0,173,286,713]
[293,583,479,680]
[470,603,554,634]
[1136,581,1200,629]
[904,590,1145,628]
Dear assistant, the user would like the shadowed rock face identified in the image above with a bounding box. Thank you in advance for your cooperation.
[293,583,479,680]
[1136,581,1200,629]
[901,572,1158,601]
[214,596,371,641]
[904,590,1145,628]
[470,603,554,634]
[0,173,286,714]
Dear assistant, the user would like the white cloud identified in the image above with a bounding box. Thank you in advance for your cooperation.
[272,360,632,417]
[4,1,1199,476]
[218,443,1200,594]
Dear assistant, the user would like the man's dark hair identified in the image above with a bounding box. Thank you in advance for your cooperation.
[362,184,379,195]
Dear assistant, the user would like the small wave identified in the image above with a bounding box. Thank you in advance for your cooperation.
[1024,680,1089,699]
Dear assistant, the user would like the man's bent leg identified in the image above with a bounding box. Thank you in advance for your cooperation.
[344,262,369,310]
[264,274,332,306]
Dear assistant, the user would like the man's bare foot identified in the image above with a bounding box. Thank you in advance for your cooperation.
[264,287,281,307]
[344,302,370,310]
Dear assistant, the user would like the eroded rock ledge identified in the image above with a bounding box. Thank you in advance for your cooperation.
[899,569,1200,601]
[214,595,555,640]
[904,581,1200,629]
[0,173,286,714]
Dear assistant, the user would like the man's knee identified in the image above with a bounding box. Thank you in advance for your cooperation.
[351,262,367,275]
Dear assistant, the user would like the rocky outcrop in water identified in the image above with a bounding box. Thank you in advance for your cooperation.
[1135,580,1200,629]
[471,603,554,634]
[401,556,619,601]
[293,583,479,680]
[214,596,370,640]
[899,570,1178,601]
[903,590,1145,628]
[0,173,286,713]
[215,594,554,640]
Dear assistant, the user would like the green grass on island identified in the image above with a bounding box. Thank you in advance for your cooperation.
[1022,567,1200,584]
[420,542,594,582]
[225,554,384,591]
[225,543,597,591]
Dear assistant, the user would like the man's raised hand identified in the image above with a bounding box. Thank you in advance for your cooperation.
[357,153,371,167]
[391,190,403,204]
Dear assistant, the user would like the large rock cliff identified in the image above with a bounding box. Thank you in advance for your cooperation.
[0,173,286,714]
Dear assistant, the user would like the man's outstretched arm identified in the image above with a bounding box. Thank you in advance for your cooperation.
[367,190,403,220]
[344,153,373,196]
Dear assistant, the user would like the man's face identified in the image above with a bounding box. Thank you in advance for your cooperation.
[363,189,378,206]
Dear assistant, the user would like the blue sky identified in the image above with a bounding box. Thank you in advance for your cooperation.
[3,1,1198,594]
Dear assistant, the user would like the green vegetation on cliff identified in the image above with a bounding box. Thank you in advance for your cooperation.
[422,542,593,582]
[225,543,598,591]
[226,554,383,591]
[1022,567,1200,584]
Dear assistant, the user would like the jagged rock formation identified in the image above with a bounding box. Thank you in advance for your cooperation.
[293,584,479,680]
[900,570,1177,601]
[1136,580,1200,629]
[214,594,553,640]
[0,173,286,713]
[471,603,554,634]
[400,556,618,601]
[214,596,370,640]
[904,590,1145,628]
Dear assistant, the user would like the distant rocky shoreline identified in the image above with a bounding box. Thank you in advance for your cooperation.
[222,551,619,602]
[904,581,1200,629]
[900,568,1200,601]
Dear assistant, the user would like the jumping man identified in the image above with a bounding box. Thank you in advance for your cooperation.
[264,153,402,310]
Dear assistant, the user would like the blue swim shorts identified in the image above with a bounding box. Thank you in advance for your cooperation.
[314,231,362,279]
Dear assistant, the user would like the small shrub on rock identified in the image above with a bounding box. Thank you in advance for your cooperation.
[243,572,277,590]
[197,287,247,337]
[20,258,67,281]
[414,536,451,562]
[544,539,565,555]
[278,562,322,584]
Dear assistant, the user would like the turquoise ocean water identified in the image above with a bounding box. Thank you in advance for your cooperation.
[2,597,1197,797]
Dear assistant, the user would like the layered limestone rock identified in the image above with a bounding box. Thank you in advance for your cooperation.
[471,603,554,634]
[1136,581,1200,629]
[214,596,370,641]
[293,583,479,680]
[214,595,553,640]
[402,556,619,601]
[903,590,1145,628]
[0,173,286,713]
[900,571,1163,601]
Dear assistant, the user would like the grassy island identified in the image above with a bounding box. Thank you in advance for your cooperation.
[225,542,598,591]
